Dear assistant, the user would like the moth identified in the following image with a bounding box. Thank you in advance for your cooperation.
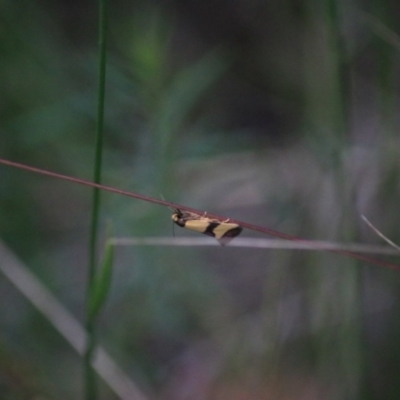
[171,208,242,246]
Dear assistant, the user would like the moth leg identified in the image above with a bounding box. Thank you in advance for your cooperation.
[202,211,208,217]
[222,218,230,222]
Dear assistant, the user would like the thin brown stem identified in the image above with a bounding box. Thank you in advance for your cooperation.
[1,157,399,271]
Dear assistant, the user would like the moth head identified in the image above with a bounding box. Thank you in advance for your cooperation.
[171,212,178,222]
[171,208,183,224]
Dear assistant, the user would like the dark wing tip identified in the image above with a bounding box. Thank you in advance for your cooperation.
[217,226,243,246]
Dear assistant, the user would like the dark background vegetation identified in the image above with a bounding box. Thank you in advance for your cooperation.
[1,0,400,398]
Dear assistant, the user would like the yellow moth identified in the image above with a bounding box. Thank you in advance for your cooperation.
[171,208,242,246]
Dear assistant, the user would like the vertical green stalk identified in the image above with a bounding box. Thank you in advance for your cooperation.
[326,1,363,397]
[374,0,396,138]
[84,0,108,399]
[325,0,348,142]
[362,4,395,396]
[303,0,364,396]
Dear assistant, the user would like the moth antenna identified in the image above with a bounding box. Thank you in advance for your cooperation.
[162,193,178,236]
[160,193,177,213]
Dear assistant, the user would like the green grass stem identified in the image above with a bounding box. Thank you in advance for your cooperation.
[85,0,108,399]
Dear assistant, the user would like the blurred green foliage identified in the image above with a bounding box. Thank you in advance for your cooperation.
[1,0,400,399]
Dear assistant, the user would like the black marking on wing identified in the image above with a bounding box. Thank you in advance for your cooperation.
[204,222,220,237]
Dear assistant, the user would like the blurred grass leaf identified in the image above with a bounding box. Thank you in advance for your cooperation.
[87,237,114,322]
[155,50,229,138]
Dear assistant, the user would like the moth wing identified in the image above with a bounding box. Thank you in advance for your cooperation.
[184,220,213,234]
[213,224,243,246]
